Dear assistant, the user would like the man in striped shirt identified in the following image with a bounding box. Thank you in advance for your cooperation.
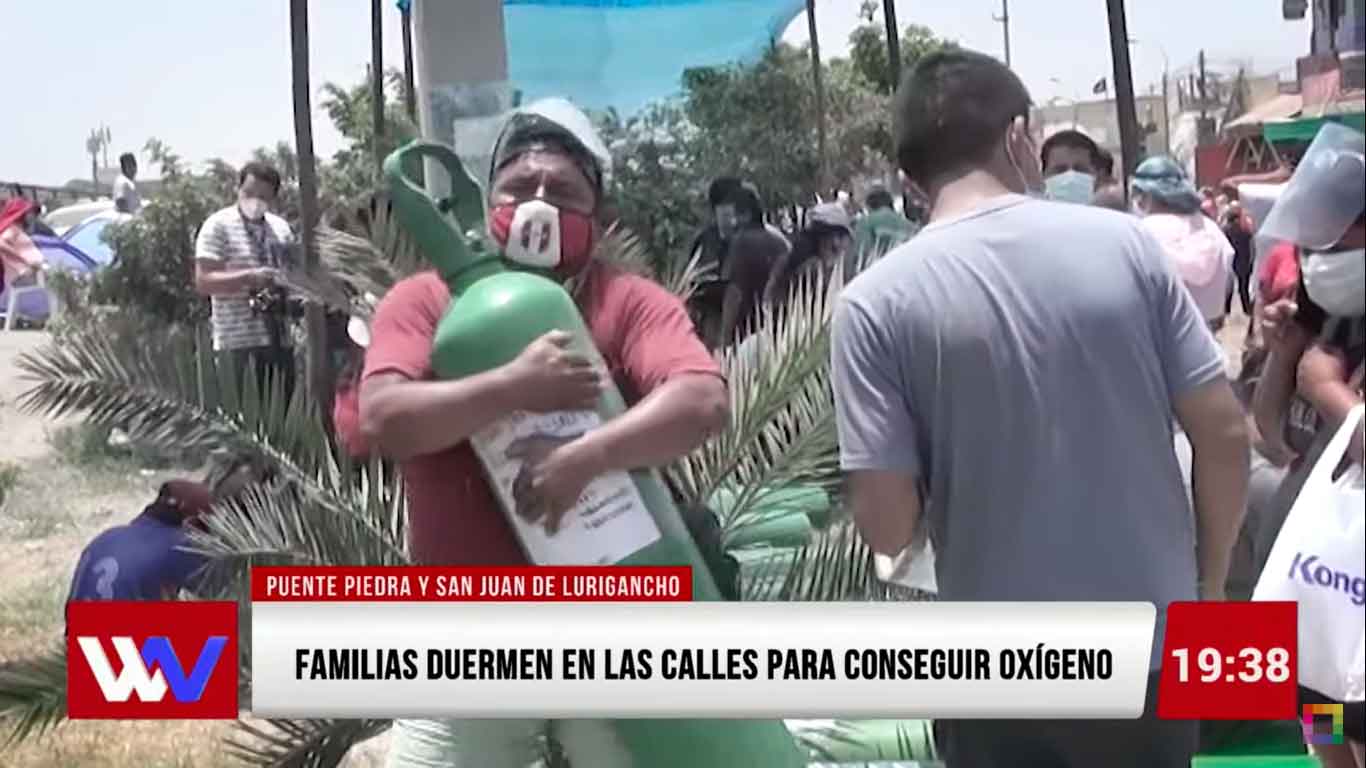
[194,162,296,398]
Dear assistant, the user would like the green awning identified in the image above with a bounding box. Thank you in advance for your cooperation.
[1264,113,1366,143]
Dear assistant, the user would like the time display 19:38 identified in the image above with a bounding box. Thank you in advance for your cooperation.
[1170,646,1292,685]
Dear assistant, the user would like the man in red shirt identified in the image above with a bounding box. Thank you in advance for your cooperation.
[348,100,728,765]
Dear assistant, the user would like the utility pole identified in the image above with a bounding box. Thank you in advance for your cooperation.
[371,0,385,181]
[1162,69,1171,155]
[289,0,332,418]
[992,0,1012,67]
[1105,0,1142,193]
[883,0,910,218]
[1198,49,1208,119]
[882,0,901,89]
[400,3,417,120]
[806,0,828,193]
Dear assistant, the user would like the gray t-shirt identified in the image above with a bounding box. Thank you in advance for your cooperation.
[832,195,1224,666]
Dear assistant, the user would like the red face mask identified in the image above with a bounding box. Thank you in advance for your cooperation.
[489,200,595,279]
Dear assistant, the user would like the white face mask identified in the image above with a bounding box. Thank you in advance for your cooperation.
[239,197,269,221]
[1045,171,1096,205]
[1302,248,1366,317]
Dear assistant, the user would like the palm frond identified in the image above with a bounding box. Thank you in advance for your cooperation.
[0,646,67,747]
[669,254,849,537]
[17,325,332,484]
[594,224,714,302]
[741,520,885,601]
[225,717,390,768]
[314,195,428,311]
[791,718,937,763]
[188,458,409,582]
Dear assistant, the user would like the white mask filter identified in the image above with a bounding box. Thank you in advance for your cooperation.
[503,199,562,269]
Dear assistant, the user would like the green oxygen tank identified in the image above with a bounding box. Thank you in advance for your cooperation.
[384,141,804,768]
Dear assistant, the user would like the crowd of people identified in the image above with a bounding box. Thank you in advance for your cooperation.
[56,42,1363,768]
[830,49,1362,768]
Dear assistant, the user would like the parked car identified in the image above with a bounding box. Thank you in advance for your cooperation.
[60,209,128,266]
[43,199,115,236]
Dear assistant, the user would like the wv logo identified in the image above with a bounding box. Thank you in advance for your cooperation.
[75,636,228,703]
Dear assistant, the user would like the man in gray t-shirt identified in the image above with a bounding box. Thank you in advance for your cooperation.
[831,50,1249,768]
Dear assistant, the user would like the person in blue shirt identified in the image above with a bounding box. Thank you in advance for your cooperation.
[66,479,217,602]
[66,453,268,604]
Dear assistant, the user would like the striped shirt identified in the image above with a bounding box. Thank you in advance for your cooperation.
[194,206,294,351]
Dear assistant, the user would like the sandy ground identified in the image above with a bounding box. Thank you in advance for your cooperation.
[0,330,389,767]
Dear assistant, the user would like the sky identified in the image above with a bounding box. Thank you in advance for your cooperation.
[0,0,1308,187]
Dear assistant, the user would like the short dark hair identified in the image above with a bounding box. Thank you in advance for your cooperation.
[1219,182,1239,201]
[1040,129,1103,171]
[239,161,283,195]
[707,177,744,207]
[119,152,137,168]
[865,189,895,210]
[1096,149,1115,177]
[893,49,1031,184]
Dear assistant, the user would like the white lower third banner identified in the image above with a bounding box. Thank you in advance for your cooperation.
[250,602,1155,719]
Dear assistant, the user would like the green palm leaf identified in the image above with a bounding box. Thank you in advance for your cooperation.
[669,251,852,539]
[310,195,427,312]
[16,325,331,484]
[225,718,391,768]
[0,646,67,747]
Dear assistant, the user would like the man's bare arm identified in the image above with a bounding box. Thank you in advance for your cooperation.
[360,330,602,462]
[1251,302,1312,463]
[194,259,273,296]
[717,285,744,349]
[1174,377,1250,599]
[562,373,728,475]
[845,470,922,558]
[358,371,520,461]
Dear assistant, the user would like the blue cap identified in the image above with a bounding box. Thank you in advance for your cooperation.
[1132,155,1201,214]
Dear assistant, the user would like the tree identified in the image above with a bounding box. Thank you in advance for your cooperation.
[848,0,957,93]
[594,103,705,270]
[318,68,417,205]
[144,137,184,179]
[681,44,823,213]
[84,129,104,193]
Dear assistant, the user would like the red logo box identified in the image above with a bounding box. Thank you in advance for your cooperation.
[66,601,238,719]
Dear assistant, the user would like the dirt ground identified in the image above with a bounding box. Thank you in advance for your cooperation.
[0,330,388,767]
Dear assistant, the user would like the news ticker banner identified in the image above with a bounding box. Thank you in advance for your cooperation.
[61,568,1302,721]
[245,566,1304,720]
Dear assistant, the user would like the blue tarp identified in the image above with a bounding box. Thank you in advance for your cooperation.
[504,0,804,113]
[0,235,97,322]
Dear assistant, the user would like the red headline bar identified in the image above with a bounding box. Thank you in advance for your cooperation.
[250,566,693,602]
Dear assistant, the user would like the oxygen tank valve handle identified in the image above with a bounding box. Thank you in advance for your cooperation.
[382,140,488,282]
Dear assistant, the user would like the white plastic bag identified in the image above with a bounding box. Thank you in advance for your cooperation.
[1254,405,1365,703]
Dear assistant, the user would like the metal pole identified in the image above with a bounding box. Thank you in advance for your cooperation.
[401,7,417,121]
[993,0,1012,67]
[289,0,332,418]
[1162,68,1171,155]
[371,0,385,181]
[806,0,828,193]
[1105,0,1141,194]
[883,0,910,217]
[882,0,901,89]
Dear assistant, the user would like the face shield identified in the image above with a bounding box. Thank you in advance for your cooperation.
[1258,122,1365,252]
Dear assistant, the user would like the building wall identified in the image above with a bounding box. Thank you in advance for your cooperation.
[1032,94,1172,164]
[1311,0,1366,54]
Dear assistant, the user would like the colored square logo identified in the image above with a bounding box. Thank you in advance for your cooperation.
[66,601,238,719]
[1303,703,1345,745]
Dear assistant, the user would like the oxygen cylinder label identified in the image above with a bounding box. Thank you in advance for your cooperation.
[470,408,661,565]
